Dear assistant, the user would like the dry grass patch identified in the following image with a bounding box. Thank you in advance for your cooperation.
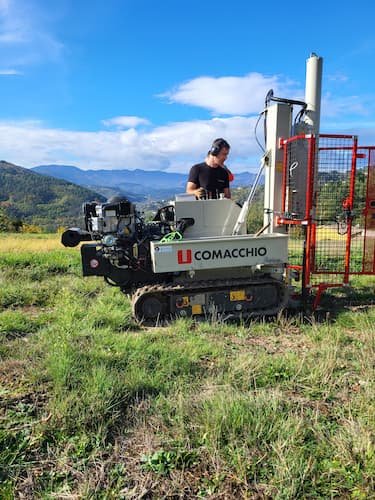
[0,233,62,253]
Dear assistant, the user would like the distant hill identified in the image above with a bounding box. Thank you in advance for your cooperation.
[31,165,259,199]
[0,161,106,230]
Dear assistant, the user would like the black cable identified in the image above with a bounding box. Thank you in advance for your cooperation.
[264,89,307,139]
[294,107,306,125]
[265,89,307,109]
[265,89,274,108]
[254,110,266,153]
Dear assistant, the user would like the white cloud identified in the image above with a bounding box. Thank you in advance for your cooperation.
[0,0,64,70]
[161,72,375,125]
[102,115,151,129]
[0,67,20,74]
[0,116,264,173]
[1,86,374,174]
[322,93,369,118]
[161,73,302,115]
[0,63,373,174]
[327,72,349,82]
[1,109,374,174]
[0,0,10,14]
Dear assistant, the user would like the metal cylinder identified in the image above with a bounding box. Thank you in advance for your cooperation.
[61,228,92,247]
[303,53,323,134]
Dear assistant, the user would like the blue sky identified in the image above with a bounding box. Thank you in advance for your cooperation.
[0,0,375,173]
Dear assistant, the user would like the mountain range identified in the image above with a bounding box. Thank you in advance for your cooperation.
[31,164,259,201]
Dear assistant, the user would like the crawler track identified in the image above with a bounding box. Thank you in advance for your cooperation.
[131,277,288,325]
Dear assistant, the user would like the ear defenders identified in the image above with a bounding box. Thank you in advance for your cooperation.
[209,138,229,156]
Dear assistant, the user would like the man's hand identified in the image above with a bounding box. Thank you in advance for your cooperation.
[186,181,206,198]
[194,187,206,198]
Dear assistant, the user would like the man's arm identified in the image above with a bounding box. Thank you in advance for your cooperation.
[224,187,231,199]
[186,181,197,194]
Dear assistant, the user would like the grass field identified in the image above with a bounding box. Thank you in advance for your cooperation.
[0,234,374,498]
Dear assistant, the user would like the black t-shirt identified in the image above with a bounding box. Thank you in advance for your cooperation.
[188,162,229,198]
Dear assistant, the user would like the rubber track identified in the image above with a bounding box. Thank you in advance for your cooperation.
[131,277,289,325]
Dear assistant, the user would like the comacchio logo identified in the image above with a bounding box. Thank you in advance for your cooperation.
[177,249,192,264]
[177,246,268,265]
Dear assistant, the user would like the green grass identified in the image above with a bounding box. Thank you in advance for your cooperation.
[0,234,374,498]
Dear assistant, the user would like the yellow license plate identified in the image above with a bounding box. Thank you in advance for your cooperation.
[192,304,202,315]
[230,290,245,301]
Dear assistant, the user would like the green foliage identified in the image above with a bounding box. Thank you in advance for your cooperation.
[21,223,43,233]
[246,196,264,233]
[0,161,105,230]
[0,207,22,232]
[141,449,197,475]
[317,168,368,223]
[231,185,265,234]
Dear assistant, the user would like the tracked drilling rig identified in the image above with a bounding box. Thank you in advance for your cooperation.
[62,194,289,323]
[62,54,375,322]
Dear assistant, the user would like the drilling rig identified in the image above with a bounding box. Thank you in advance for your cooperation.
[62,54,375,322]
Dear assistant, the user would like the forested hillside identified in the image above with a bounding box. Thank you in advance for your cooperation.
[0,161,105,231]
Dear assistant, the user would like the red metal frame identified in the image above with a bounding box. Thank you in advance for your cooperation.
[319,134,357,139]
[281,137,289,217]
[304,136,316,290]
[305,135,316,221]
[343,136,358,283]
[361,148,375,273]
[280,134,375,309]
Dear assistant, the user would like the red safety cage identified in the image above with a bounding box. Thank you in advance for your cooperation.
[279,134,375,308]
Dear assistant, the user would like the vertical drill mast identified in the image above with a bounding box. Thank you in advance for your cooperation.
[263,53,323,233]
